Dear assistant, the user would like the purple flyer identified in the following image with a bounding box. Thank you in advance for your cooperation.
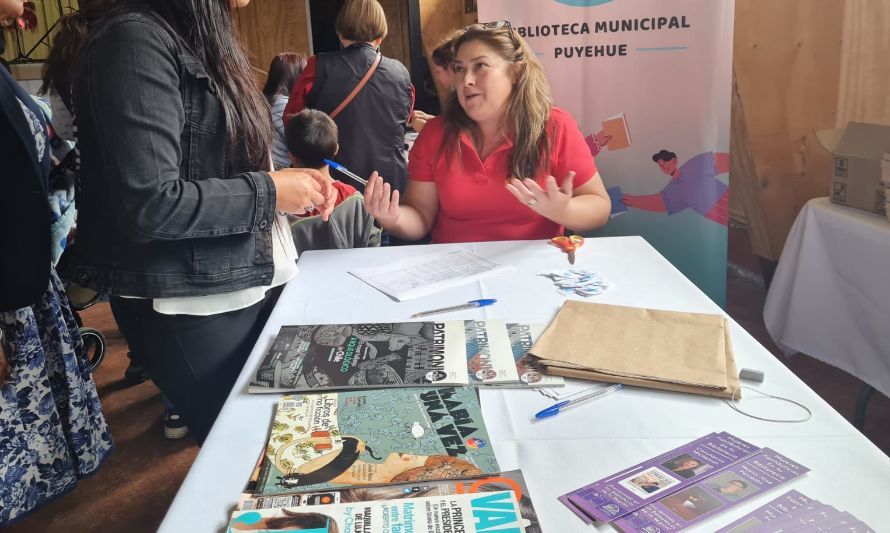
[748,505,875,533]
[613,448,810,533]
[564,432,761,523]
[715,490,816,532]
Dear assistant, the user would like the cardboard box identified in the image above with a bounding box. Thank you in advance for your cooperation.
[816,122,890,215]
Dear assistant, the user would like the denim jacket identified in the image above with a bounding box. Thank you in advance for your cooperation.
[72,11,278,298]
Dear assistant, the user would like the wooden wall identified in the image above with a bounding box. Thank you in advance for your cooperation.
[233,0,411,86]
[2,0,79,63]
[731,0,847,260]
[418,0,476,102]
[379,0,411,71]
[233,0,311,87]
[836,0,890,127]
[731,0,890,261]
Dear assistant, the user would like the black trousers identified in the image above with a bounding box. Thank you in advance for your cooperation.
[110,290,278,444]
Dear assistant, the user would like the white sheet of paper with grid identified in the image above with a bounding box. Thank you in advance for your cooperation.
[349,249,513,301]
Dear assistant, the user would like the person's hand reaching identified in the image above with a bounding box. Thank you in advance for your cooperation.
[505,171,576,221]
[269,168,336,221]
[594,130,613,149]
[411,110,433,133]
[363,172,401,227]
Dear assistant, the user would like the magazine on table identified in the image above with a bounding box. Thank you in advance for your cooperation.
[464,320,522,386]
[613,448,810,532]
[249,322,467,393]
[253,387,500,494]
[238,469,541,530]
[502,323,564,388]
[561,432,761,523]
[227,490,535,532]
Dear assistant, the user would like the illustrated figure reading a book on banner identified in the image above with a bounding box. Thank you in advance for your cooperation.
[622,150,730,225]
[584,112,632,157]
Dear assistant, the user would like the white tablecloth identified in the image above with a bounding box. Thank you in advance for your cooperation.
[764,197,890,399]
[160,237,890,532]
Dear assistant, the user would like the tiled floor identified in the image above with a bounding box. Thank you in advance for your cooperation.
[6,228,888,532]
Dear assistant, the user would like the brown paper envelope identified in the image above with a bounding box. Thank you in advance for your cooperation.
[538,318,741,399]
[531,301,728,389]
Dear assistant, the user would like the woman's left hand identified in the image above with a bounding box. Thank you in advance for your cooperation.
[505,171,576,220]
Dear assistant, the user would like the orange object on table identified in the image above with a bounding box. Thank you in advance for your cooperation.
[550,235,584,264]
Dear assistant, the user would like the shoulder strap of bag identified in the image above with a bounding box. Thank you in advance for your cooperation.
[329,52,382,119]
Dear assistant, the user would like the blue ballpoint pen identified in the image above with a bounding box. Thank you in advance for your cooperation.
[410,299,497,319]
[534,383,623,419]
[324,158,368,186]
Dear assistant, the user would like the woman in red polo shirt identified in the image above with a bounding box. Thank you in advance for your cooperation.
[364,21,611,244]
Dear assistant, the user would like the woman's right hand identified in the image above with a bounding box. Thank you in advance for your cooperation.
[363,172,401,227]
[269,168,336,221]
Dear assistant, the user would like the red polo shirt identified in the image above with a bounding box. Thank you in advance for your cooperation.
[408,107,597,243]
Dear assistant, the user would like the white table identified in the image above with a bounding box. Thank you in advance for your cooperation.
[161,237,890,532]
[764,198,890,405]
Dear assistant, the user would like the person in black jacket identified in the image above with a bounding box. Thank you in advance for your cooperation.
[72,0,337,444]
[1,1,112,522]
[284,0,414,196]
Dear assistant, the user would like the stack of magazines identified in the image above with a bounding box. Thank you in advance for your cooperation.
[561,432,811,532]
[232,470,542,532]
[248,321,564,392]
[227,387,543,531]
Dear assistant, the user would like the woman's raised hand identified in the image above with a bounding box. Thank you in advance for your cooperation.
[505,171,576,220]
[363,172,401,227]
[269,168,337,221]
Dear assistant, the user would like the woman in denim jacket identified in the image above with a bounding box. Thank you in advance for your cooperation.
[72,0,337,443]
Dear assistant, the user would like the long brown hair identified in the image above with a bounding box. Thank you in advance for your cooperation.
[146,0,272,173]
[262,52,307,104]
[40,0,115,107]
[443,23,553,179]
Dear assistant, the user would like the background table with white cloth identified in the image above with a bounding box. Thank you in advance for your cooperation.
[764,197,890,406]
[161,237,890,532]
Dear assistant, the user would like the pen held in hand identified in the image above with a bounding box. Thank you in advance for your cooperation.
[324,158,368,186]
[534,383,623,419]
[410,299,497,319]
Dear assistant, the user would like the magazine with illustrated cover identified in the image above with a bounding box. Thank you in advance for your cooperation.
[254,387,500,494]
[464,320,522,385]
[561,432,761,523]
[227,490,536,532]
[249,322,468,393]
[239,470,541,530]
[613,448,810,533]
[500,323,564,388]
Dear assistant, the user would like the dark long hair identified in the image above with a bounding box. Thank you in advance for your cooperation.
[40,0,115,107]
[40,15,89,105]
[265,510,339,532]
[262,52,307,104]
[145,0,271,172]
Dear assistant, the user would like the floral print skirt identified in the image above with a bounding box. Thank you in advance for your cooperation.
[0,267,113,524]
